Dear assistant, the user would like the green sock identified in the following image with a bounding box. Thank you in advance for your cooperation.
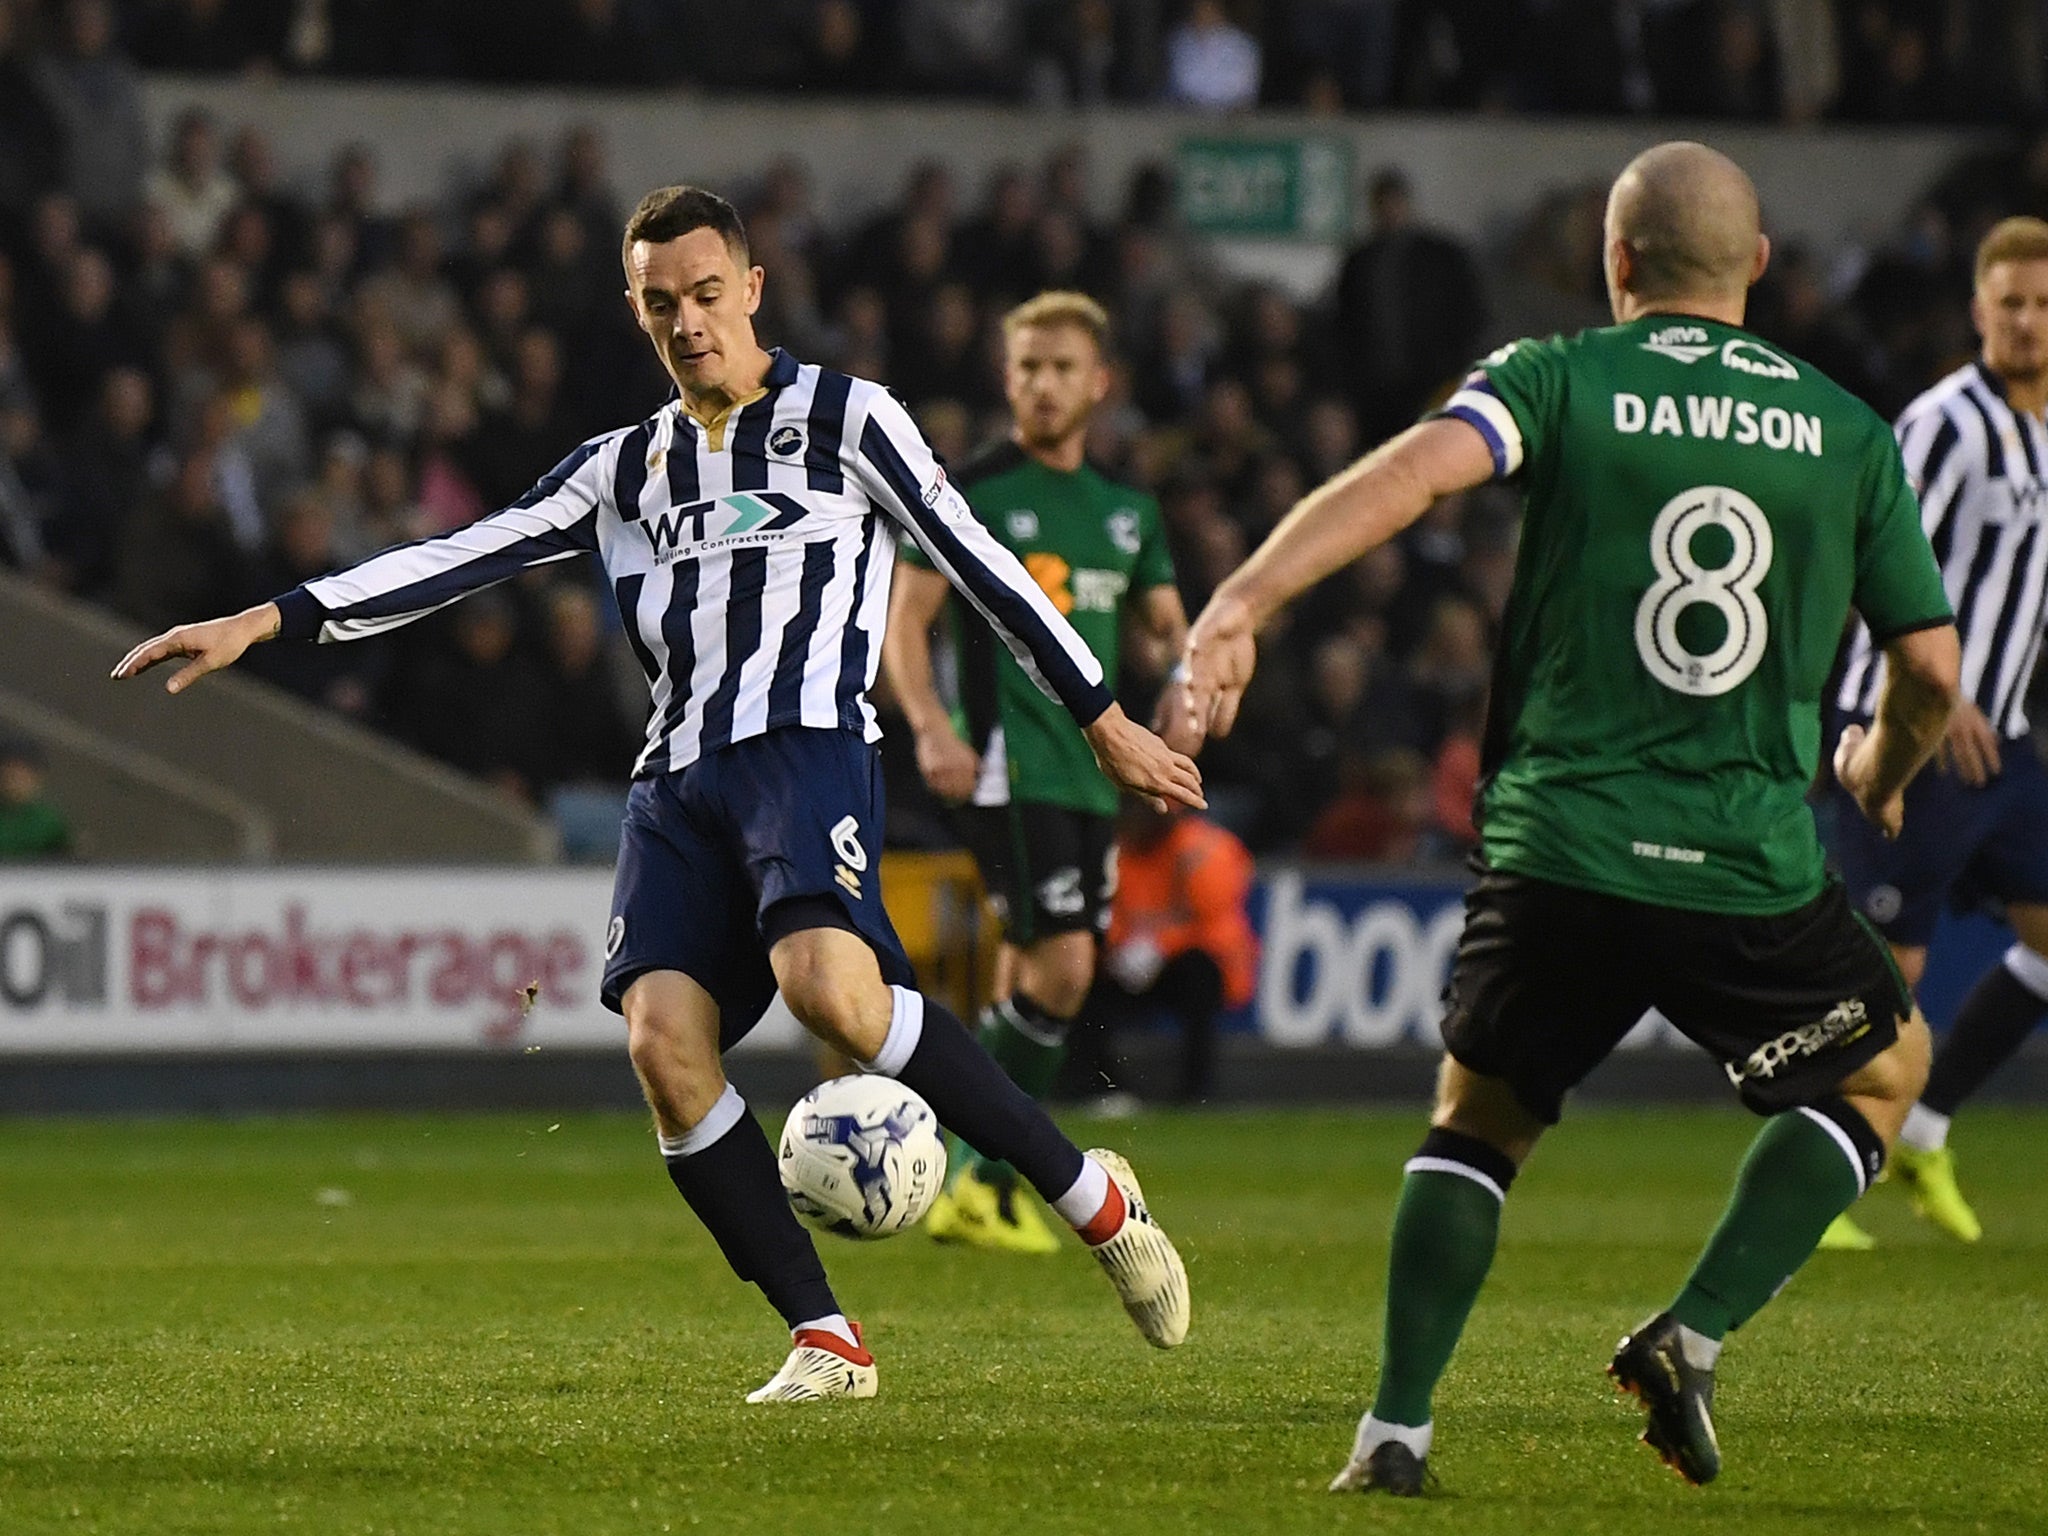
[1671,1109,1867,1340]
[1370,1151,1509,1427]
[955,997,1069,1189]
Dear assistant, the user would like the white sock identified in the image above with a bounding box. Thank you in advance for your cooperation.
[1675,1323,1722,1371]
[1351,1413,1433,1461]
[1900,1102,1950,1153]
[792,1313,859,1351]
[858,986,925,1077]
[1051,1153,1111,1228]
[654,1084,747,1158]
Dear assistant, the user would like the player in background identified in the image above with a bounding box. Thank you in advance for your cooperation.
[1173,142,1959,1494]
[883,292,1186,1254]
[115,186,1199,1402]
[1821,217,2048,1249]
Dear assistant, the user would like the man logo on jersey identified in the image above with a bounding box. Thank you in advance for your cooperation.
[1721,338,1799,380]
[605,915,626,959]
[768,424,805,457]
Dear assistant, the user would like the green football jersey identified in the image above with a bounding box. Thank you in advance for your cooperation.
[1441,315,1951,915]
[902,442,1175,816]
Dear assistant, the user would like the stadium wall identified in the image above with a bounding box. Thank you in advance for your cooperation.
[4,865,2040,1113]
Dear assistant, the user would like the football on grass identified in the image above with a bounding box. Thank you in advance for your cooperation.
[778,1075,947,1239]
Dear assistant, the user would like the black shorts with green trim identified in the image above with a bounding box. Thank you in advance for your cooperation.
[1440,865,1910,1122]
[955,801,1116,946]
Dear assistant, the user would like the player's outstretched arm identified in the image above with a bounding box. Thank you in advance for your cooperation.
[882,559,981,803]
[1836,622,1961,836]
[1173,417,1495,746]
[1083,701,1205,813]
[111,602,281,695]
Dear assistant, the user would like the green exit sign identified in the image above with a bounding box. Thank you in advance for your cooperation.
[1176,137,1354,240]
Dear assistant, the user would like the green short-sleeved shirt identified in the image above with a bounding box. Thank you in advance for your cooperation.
[902,442,1174,816]
[1439,315,1952,915]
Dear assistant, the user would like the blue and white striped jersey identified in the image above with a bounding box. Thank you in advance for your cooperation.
[1837,361,2048,738]
[273,349,1111,776]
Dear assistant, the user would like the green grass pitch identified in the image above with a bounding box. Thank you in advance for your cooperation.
[3,1105,2044,1535]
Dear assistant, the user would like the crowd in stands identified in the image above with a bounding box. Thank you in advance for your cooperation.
[18,0,2043,125]
[0,0,2042,863]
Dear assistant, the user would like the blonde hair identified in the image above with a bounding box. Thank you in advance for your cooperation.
[1002,290,1111,353]
[1976,216,2048,285]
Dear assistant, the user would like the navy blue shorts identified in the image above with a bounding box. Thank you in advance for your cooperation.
[601,727,915,1047]
[1825,720,2048,947]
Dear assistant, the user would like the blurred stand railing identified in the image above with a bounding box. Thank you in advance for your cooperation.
[0,570,552,863]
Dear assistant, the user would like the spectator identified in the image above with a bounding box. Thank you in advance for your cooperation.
[539,581,641,857]
[897,0,1029,95]
[1332,167,1489,446]
[130,0,281,72]
[218,315,311,516]
[1164,0,1261,111]
[358,208,462,355]
[227,126,311,271]
[385,590,554,804]
[469,327,575,509]
[0,735,72,860]
[1407,594,1491,752]
[0,0,63,229]
[24,247,139,438]
[114,447,248,631]
[346,316,428,448]
[146,108,241,259]
[241,490,383,716]
[274,271,354,433]
[50,365,158,597]
[31,0,148,231]
[1304,746,1451,864]
[1082,799,1258,1102]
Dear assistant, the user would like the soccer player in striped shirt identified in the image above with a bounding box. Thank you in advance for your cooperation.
[115,185,1198,1401]
[1823,216,2048,1248]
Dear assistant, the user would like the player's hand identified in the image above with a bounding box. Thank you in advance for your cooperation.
[1172,592,1259,749]
[111,603,280,695]
[913,723,981,804]
[1935,700,2002,787]
[1083,701,1205,812]
[1834,722,1905,839]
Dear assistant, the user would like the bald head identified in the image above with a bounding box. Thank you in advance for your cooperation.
[1605,142,1766,315]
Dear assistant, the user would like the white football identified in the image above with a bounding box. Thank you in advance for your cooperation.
[778,1075,947,1239]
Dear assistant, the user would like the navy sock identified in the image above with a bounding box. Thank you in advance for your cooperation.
[661,1103,839,1330]
[1923,960,2048,1116]
[891,995,1088,1203]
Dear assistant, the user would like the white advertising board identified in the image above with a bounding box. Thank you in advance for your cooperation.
[0,869,805,1054]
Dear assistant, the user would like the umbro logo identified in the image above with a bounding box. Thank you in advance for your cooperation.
[1641,324,1715,364]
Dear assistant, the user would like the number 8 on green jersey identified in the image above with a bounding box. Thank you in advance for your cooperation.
[1440,317,1952,915]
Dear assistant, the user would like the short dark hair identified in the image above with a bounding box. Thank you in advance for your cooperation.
[621,185,748,269]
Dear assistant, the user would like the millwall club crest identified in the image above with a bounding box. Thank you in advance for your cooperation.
[768,424,806,457]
